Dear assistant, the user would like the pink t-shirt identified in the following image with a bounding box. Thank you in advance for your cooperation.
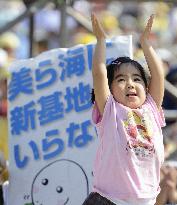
[92,94,165,201]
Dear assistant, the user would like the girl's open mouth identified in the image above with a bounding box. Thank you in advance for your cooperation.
[126,93,137,97]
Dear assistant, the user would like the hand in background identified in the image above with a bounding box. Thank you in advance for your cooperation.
[156,166,177,205]
[165,167,177,203]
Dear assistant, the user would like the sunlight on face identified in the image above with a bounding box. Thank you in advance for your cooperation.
[111,63,147,109]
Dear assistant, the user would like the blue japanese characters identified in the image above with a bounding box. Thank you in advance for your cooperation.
[8,45,97,169]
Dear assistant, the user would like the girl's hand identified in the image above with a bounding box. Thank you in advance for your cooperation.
[91,13,106,40]
[140,14,154,44]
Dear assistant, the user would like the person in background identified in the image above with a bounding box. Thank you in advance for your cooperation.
[0,32,20,62]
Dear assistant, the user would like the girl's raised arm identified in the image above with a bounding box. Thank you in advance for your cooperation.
[140,15,164,109]
[91,13,110,114]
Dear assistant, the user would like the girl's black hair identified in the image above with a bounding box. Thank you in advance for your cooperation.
[91,56,150,104]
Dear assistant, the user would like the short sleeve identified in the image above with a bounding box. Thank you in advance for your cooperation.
[145,94,166,127]
[92,102,102,124]
[92,94,113,125]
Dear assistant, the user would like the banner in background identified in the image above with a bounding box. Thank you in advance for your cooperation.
[7,36,132,205]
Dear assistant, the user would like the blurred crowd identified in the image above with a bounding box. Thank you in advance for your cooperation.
[0,1,177,205]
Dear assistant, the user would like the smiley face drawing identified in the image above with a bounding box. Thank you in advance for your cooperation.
[31,159,89,205]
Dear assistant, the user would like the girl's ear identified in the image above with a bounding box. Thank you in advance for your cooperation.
[146,87,149,94]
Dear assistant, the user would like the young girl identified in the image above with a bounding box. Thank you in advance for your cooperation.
[82,14,165,205]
